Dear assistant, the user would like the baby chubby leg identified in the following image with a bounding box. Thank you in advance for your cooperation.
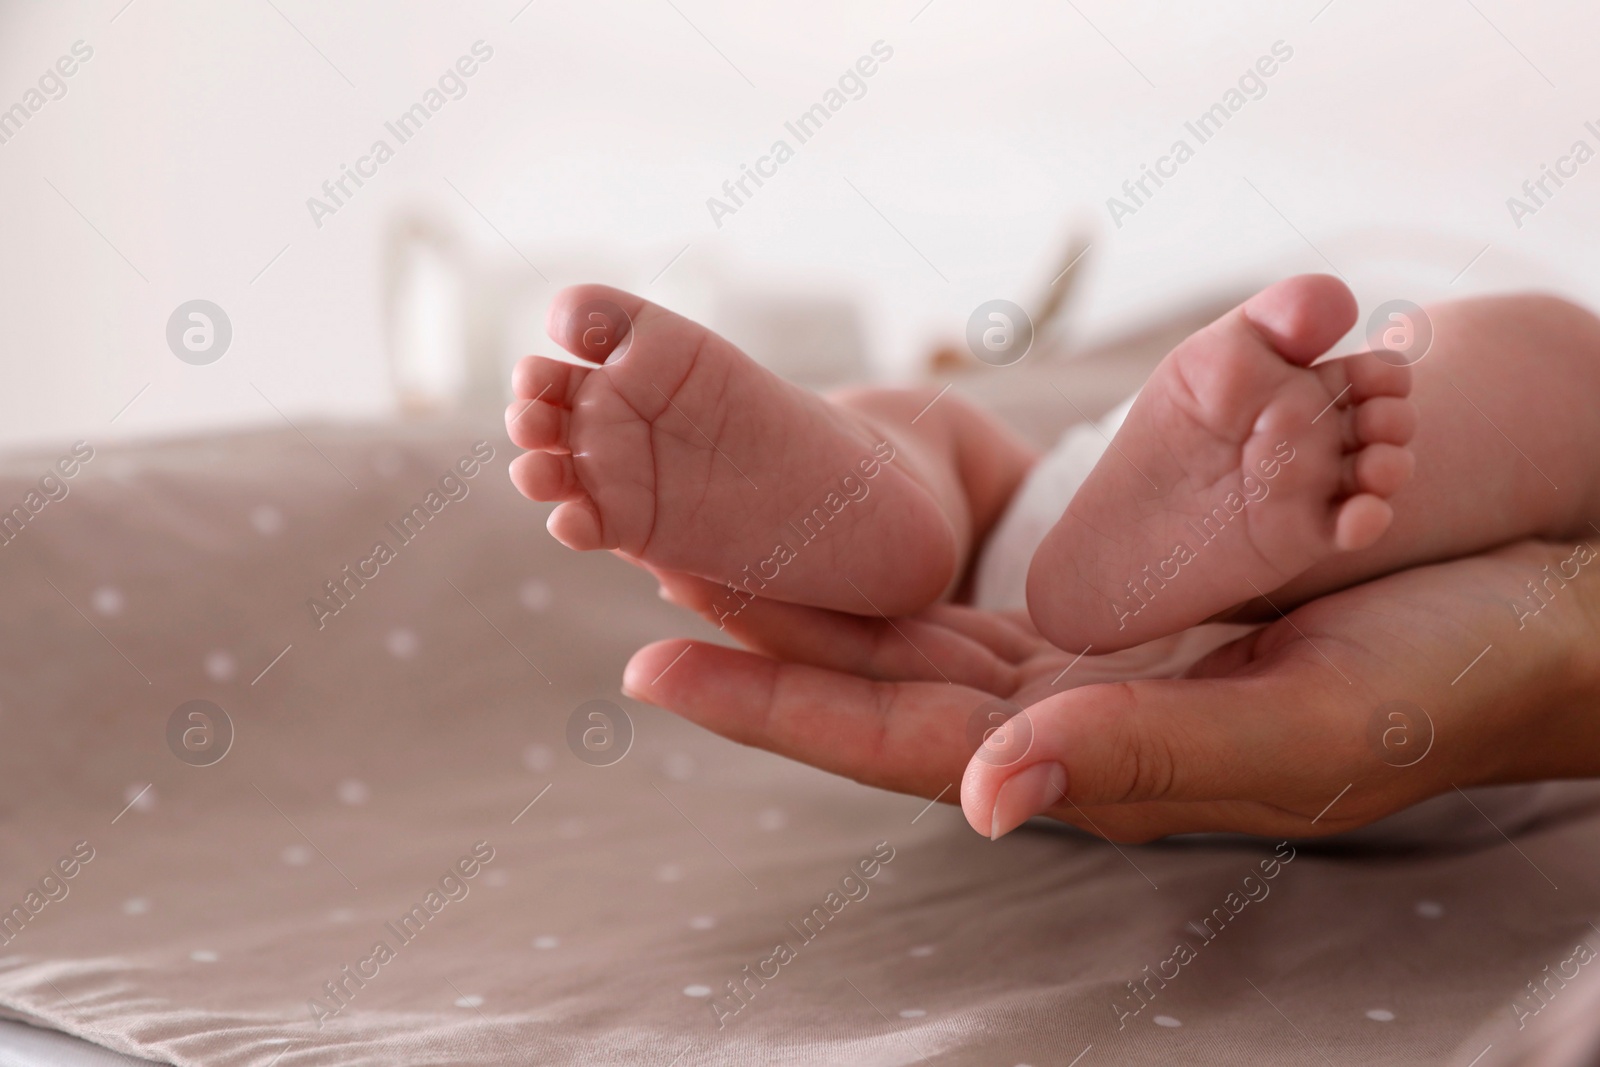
[1263,292,1600,612]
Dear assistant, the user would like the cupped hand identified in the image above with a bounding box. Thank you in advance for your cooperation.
[622,541,1600,842]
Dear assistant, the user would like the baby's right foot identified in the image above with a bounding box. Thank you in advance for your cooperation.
[507,286,958,617]
[1028,275,1417,653]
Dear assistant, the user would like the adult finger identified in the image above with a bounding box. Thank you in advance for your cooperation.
[650,568,1021,692]
[914,602,1046,664]
[625,639,991,802]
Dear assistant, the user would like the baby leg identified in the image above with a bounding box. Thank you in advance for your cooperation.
[1264,292,1600,610]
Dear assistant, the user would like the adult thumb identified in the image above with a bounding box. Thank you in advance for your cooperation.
[960,674,1353,839]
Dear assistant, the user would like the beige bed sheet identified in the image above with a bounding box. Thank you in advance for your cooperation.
[0,420,1597,1067]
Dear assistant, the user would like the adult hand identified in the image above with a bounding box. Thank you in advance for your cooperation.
[622,541,1600,842]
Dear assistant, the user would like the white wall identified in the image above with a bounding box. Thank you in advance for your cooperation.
[1,0,1596,449]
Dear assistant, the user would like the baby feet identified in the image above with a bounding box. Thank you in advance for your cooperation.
[507,286,958,617]
[1028,275,1417,653]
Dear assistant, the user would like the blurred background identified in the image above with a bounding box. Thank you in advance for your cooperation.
[0,0,1596,450]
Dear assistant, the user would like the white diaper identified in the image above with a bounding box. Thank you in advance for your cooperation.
[974,397,1137,616]
[972,393,1551,846]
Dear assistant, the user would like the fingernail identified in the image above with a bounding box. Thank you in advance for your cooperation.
[990,763,1067,840]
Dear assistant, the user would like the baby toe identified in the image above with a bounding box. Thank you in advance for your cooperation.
[546,285,643,365]
[1345,443,1415,498]
[547,499,606,551]
[513,355,587,403]
[1239,274,1359,365]
[1333,494,1395,552]
[1338,350,1413,401]
[1350,396,1418,448]
[506,399,569,451]
[509,450,583,503]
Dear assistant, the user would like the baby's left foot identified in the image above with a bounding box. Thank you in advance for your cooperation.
[506,285,959,616]
[1028,275,1417,653]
